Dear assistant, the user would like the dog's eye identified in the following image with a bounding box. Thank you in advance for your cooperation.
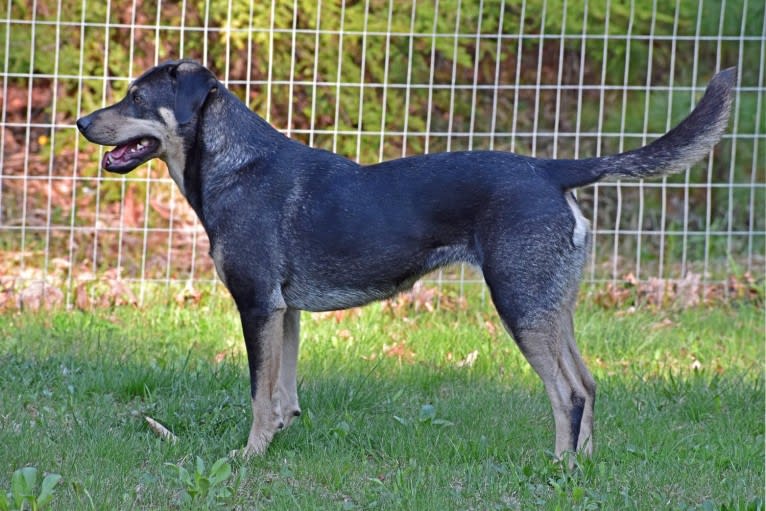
[132,91,144,104]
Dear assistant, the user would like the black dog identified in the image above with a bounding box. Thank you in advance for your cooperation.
[77,61,735,458]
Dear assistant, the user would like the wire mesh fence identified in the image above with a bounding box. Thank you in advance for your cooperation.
[0,0,764,306]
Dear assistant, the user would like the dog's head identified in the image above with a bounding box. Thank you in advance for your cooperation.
[76,60,218,174]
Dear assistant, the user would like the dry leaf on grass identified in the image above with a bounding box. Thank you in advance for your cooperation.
[145,416,178,444]
[676,272,701,308]
[382,341,416,363]
[484,320,498,337]
[591,271,763,310]
[650,318,675,330]
[456,350,479,368]
[315,308,363,323]
[99,270,138,307]
[175,284,202,306]
[74,282,91,310]
[16,281,63,311]
[382,282,467,317]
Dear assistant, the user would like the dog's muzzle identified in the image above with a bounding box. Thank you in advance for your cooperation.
[76,114,161,174]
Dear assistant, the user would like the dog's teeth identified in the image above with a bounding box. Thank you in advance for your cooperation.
[132,138,151,152]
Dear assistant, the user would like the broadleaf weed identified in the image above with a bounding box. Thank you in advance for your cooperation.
[0,467,62,511]
[166,456,243,508]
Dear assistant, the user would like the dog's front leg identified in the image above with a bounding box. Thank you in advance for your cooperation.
[238,305,286,456]
[278,308,302,428]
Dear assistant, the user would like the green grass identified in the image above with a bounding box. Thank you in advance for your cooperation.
[0,291,763,510]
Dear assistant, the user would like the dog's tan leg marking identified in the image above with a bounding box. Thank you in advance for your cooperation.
[554,312,595,457]
[564,315,595,455]
[502,308,595,461]
[278,308,301,428]
[243,309,286,457]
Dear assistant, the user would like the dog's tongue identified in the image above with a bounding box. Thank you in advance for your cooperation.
[102,141,138,169]
[109,144,130,159]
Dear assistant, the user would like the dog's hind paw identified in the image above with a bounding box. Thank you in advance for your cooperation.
[241,433,273,457]
[280,406,301,429]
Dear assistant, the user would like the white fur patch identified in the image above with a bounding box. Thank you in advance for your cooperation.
[158,107,186,194]
[566,193,589,248]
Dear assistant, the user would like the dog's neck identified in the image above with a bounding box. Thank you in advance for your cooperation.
[180,87,288,230]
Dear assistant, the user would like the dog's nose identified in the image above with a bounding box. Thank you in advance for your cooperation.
[76,115,92,134]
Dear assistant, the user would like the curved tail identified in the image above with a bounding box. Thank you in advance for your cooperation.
[547,67,737,190]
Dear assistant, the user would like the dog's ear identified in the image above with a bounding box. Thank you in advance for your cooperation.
[170,61,218,125]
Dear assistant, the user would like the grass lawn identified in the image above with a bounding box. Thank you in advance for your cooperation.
[0,288,763,510]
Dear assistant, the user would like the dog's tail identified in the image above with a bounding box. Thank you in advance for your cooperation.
[546,67,737,190]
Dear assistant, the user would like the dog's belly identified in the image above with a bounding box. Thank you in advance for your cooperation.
[282,244,476,312]
[282,281,402,312]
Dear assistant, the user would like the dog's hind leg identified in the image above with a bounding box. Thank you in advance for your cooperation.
[481,223,595,459]
[563,312,595,454]
[278,308,302,428]
[504,308,596,458]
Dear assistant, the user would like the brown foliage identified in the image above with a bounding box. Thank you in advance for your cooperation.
[381,282,468,317]
[592,271,763,310]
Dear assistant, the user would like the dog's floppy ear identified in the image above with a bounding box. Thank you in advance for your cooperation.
[170,61,218,125]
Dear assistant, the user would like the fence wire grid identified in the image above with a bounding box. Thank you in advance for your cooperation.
[0,0,764,306]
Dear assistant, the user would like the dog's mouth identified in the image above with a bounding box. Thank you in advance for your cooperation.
[102,137,160,174]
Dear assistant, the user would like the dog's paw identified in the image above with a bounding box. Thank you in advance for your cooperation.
[278,393,301,429]
[242,431,274,457]
[277,384,301,429]
[243,415,281,457]
[280,407,302,429]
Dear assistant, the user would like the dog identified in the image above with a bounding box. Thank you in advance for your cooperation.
[77,61,735,459]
